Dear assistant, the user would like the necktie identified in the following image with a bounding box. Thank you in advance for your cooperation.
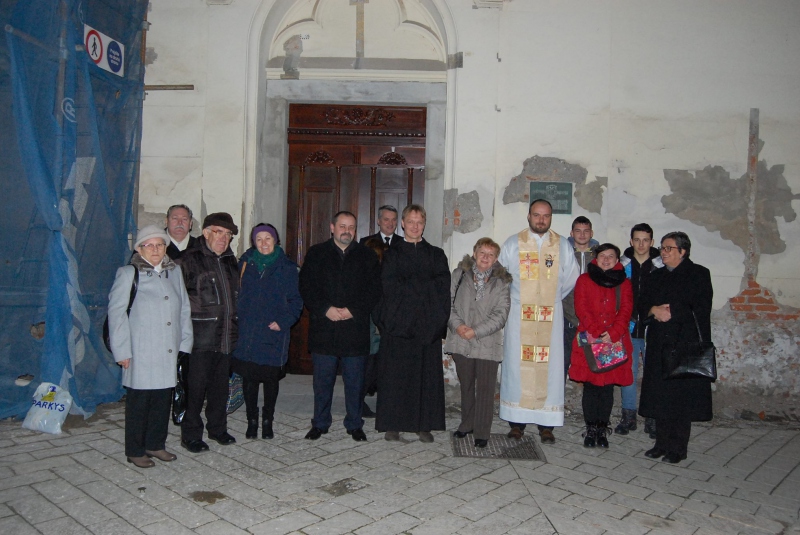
[385,236,390,245]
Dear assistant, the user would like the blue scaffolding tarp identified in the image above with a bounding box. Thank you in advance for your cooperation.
[1,0,148,418]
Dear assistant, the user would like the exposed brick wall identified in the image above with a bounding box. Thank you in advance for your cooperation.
[715,280,800,396]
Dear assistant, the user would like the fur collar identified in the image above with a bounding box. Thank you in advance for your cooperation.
[131,252,176,273]
[458,254,512,284]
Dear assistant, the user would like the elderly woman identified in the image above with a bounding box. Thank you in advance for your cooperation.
[444,238,511,448]
[108,225,193,468]
[232,224,303,439]
[568,243,634,448]
[639,232,713,464]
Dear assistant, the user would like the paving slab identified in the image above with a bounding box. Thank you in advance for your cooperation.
[0,375,798,535]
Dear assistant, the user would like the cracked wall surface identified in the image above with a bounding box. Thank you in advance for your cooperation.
[502,155,604,214]
[662,160,798,255]
[443,188,483,239]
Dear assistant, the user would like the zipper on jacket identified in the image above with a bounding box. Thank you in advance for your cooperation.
[216,256,232,354]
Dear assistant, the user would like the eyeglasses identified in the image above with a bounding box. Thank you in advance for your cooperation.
[659,246,679,253]
[210,229,233,239]
[140,243,166,251]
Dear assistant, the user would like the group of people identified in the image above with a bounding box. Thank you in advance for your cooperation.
[107,198,712,469]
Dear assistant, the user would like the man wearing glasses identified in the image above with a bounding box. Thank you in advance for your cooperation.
[176,212,240,452]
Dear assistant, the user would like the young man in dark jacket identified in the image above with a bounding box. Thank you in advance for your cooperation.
[617,222,663,436]
[176,212,240,452]
[299,211,381,442]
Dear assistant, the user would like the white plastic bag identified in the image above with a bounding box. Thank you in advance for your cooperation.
[22,382,73,434]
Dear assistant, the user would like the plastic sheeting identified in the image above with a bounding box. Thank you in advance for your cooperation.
[1,0,148,419]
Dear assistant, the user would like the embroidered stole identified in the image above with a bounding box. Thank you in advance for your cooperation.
[517,228,561,409]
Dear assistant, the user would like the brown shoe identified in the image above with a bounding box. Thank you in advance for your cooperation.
[417,432,434,443]
[507,426,524,440]
[127,456,155,468]
[145,449,177,462]
[384,431,401,441]
[539,429,556,444]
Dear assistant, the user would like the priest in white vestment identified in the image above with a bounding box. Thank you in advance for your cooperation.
[498,199,579,443]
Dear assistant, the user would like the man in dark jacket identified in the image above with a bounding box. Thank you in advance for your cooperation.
[375,204,451,443]
[164,204,198,260]
[562,216,600,378]
[299,211,381,442]
[359,205,401,247]
[176,212,240,452]
[618,222,663,436]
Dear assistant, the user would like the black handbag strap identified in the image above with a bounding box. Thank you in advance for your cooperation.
[452,270,466,305]
[690,310,705,343]
[125,267,139,317]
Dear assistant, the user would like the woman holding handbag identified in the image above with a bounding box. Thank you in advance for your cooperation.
[568,243,634,448]
[638,231,713,464]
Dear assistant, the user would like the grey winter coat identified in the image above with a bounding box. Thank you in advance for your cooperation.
[108,254,193,389]
[443,256,512,361]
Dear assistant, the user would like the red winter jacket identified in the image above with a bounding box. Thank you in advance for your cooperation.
[568,261,634,387]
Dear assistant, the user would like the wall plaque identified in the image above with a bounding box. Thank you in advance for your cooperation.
[529,182,572,215]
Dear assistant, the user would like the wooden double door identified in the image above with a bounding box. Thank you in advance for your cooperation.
[285,104,427,374]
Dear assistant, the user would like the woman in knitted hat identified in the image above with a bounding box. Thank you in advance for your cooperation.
[107,225,194,468]
[231,223,303,439]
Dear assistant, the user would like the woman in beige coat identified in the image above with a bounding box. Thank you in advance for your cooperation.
[444,238,511,448]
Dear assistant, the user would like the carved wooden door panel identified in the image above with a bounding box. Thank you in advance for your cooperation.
[285,104,426,374]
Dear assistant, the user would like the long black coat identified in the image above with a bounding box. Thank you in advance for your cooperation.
[299,240,381,357]
[375,238,450,432]
[638,258,713,422]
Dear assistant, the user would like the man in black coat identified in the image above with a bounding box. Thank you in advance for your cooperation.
[299,211,381,442]
[164,204,198,260]
[359,205,401,247]
[375,204,450,443]
[176,212,240,453]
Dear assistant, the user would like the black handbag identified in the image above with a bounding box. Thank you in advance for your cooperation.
[662,311,717,381]
[102,267,139,353]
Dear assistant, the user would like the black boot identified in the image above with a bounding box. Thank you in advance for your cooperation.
[246,419,258,439]
[614,408,638,435]
[262,408,274,439]
[583,422,597,448]
[596,421,611,448]
[644,418,656,439]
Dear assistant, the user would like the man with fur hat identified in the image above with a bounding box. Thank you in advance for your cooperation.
[176,212,240,452]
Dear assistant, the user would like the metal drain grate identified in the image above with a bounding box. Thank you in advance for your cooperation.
[451,433,547,461]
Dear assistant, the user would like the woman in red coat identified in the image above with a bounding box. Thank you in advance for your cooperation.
[569,243,634,448]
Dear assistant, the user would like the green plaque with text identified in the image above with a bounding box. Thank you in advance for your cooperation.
[529,182,572,214]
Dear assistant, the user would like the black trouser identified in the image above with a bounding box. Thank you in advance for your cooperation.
[125,387,172,457]
[453,354,499,441]
[182,350,230,441]
[655,418,692,456]
[581,383,614,423]
[242,366,282,422]
[563,320,577,379]
[361,353,379,399]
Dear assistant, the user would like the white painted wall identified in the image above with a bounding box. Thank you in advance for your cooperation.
[141,0,800,310]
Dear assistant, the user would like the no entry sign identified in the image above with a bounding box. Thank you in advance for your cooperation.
[84,24,125,77]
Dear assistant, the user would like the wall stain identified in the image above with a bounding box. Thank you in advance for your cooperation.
[503,155,604,214]
[443,188,483,239]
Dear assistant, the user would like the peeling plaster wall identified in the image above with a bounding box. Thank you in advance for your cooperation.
[140,0,800,395]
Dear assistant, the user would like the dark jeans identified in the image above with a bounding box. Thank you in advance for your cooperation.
[242,366,282,422]
[182,350,230,441]
[655,419,692,457]
[582,382,614,423]
[125,387,171,457]
[312,353,366,432]
[453,354,499,441]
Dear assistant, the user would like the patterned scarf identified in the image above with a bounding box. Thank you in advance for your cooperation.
[471,262,493,300]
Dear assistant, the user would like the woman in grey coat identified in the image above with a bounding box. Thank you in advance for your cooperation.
[444,237,512,448]
[108,225,193,468]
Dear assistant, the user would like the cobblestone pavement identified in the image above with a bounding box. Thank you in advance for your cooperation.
[1,375,799,535]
